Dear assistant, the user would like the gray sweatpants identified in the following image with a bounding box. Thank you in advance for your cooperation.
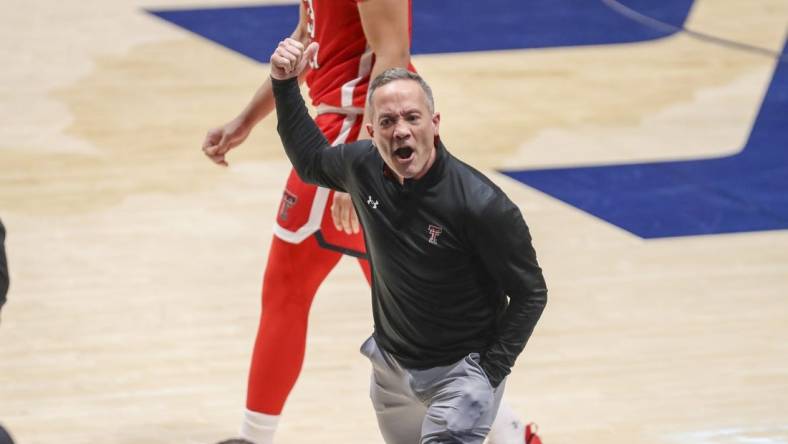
[360,336,505,444]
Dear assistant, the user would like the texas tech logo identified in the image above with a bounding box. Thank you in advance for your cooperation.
[427,224,443,245]
[279,190,298,221]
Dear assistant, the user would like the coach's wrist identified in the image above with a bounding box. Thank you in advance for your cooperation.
[480,360,506,388]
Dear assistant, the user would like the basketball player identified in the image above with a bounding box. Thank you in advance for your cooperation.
[268,39,548,443]
[202,1,541,443]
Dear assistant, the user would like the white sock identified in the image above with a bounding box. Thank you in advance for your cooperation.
[239,409,280,444]
[487,402,526,444]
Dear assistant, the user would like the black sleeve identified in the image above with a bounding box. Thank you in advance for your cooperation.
[470,194,547,387]
[0,219,8,310]
[271,77,354,191]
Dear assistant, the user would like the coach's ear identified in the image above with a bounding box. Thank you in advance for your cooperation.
[366,123,374,138]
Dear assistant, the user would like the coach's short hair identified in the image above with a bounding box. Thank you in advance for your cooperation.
[368,68,435,114]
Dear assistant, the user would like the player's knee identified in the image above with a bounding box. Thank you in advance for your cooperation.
[260,296,311,319]
[260,276,314,316]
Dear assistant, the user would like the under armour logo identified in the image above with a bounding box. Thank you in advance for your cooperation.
[427,224,443,245]
[367,196,380,209]
[279,191,298,221]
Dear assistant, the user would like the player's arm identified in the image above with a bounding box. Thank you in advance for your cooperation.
[328,0,411,233]
[202,3,311,166]
[357,0,411,138]
[235,5,311,131]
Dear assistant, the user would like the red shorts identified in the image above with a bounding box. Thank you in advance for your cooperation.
[272,112,367,257]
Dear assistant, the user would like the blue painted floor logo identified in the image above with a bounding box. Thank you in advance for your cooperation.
[149,0,787,239]
[504,49,788,239]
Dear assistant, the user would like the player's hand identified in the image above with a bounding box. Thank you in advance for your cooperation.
[202,117,251,167]
[331,192,360,234]
[270,39,318,81]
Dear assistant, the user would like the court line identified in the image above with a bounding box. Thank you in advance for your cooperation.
[601,0,788,60]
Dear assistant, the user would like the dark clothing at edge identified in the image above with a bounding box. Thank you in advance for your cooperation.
[0,220,8,311]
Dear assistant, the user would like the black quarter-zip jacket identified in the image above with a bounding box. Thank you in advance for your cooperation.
[273,77,547,386]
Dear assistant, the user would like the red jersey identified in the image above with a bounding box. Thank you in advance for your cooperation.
[302,0,413,111]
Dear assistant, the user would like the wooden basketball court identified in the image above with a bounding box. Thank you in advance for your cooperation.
[1,1,787,443]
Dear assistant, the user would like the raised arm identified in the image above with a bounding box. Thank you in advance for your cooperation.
[270,39,356,191]
[202,3,311,166]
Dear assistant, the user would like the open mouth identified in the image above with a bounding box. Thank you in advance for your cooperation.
[394,146,414,160]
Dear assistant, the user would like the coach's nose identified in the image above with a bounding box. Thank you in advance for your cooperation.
[393,119,410,141]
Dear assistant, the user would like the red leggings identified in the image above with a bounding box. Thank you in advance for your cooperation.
[246,234,372,414]
[246,112,367,414]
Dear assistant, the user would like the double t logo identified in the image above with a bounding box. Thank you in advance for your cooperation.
[427,224,443,245]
